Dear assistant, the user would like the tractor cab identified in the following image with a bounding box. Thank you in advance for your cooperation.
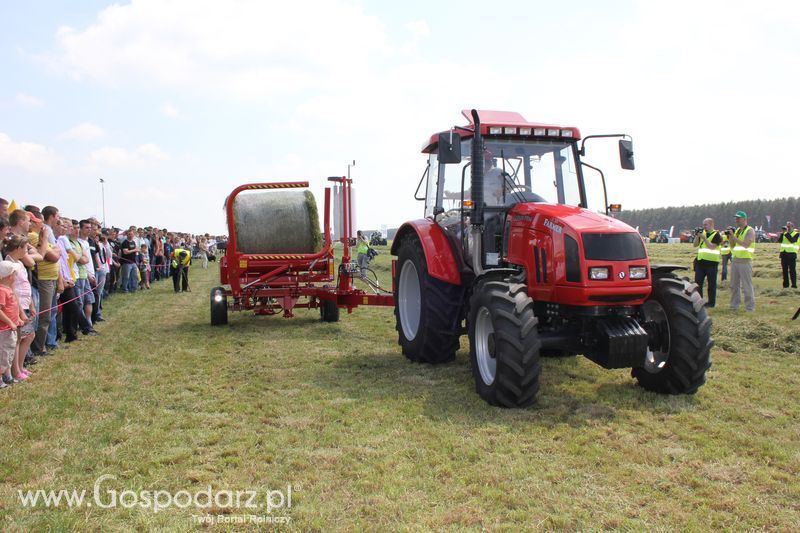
[418,110,632,274]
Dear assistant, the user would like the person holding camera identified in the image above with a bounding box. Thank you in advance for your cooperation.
[727,211,756,312]
[719,232,731,281]
[778,221,798,289]
[693,218,723,307]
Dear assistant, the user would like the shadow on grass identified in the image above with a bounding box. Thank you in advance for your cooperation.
[310,349,700,429]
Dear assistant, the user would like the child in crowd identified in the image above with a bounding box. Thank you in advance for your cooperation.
[138,244,151,289]
[0,261,25,389]
[4,235,35,380]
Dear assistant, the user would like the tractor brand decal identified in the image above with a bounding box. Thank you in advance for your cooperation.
[513,215,533,223]
[543,219,563,234]
[618,271,626,279]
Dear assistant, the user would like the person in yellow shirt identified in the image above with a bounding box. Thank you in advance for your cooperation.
[170,245,191,293]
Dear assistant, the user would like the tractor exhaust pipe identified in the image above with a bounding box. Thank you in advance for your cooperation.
[470,109,484,226]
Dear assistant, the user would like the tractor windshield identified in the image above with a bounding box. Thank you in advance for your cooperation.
[437,138,583,212]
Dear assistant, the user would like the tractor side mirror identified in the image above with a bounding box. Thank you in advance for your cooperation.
[437,132,462,164]
[619,139,635,170]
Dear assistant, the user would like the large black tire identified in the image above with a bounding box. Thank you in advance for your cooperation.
[632,274,712,394]
[394,237,464,364]
[320,299,340,322]
[210,287,228,326]
[468,279,542,407]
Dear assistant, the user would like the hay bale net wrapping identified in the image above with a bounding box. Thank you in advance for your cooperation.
[233,190,322,254]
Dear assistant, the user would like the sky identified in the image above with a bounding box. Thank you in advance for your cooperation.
[1,0,798,235]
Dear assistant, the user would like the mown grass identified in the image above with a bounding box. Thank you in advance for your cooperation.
[1,242,799,531]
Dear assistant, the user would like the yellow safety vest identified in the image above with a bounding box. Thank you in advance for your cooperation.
[172,248,191,266]
[731,226,755,260]
[780,230,799,255]
[696,230,721,262]
[720,234,731,256]
[356,239,369,255]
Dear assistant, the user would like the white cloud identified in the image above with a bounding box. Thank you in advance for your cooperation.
[59,122,106,141]
[49,0,386,99]
[16,92,44,108]
[89,143,169,168]
[0,132,59,174]
[160,102,180,118]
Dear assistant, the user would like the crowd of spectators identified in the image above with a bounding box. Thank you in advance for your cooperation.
[0,196,223,390]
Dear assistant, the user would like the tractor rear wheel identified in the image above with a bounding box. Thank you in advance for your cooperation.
[468,279,541,407]
[320,299,340,322]
[210,287,228,326]
[394,236,463,364]
[632,273,712,394]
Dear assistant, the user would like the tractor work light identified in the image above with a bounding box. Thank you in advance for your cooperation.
[561,129,574,137]
[489,126,503,134]
[519,127,532,135]
[589,267,610,280]
[504,127,517,134]
[214,293,224,302]
[629,266,648,280]
[534,128,546,136]
[547,128,559,136]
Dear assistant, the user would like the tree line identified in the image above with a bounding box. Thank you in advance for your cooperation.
[617,197,800,234]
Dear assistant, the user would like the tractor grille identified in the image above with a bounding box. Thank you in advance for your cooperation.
[583,233,646,261]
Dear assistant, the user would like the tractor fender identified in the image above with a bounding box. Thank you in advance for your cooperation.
[391,220,461,285]
[650,264,688,275]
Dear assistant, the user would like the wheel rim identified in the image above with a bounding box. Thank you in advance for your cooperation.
[642,299,670,373]
[475,307,497,385]
[398,260,421,340]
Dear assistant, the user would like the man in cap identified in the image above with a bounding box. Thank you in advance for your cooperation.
[727,211,756,312]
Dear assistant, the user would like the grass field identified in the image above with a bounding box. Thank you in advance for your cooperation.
[1,243,799,530]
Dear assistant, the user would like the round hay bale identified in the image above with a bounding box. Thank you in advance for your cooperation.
[233,190,322,254]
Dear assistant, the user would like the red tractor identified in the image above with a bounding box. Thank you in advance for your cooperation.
[391,110,712,407]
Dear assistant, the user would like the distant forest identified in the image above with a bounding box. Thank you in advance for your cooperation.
[617,197,800,234]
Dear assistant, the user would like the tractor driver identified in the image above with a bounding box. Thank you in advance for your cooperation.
[482,151,509,261]
[483,152,508,206]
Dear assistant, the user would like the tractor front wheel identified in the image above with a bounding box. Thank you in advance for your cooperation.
[633,273,712,394]
[394,236,463,364]
[468,279,541,407]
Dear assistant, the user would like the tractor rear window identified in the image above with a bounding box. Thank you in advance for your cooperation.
[582,233,646,261]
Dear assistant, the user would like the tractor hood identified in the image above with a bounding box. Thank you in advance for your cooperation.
[510,203,637,235]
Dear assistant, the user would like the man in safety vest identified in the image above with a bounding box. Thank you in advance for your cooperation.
[727,211,755,312]
[355,230,370,279]
[719,233,731,281]
[693,218,723,307]
[778,221,798,289]
[170,245,191,293]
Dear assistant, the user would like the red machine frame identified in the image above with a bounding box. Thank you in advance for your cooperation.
[218,178,394,318]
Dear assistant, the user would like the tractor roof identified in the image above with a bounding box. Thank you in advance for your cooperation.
[421,110,581,153]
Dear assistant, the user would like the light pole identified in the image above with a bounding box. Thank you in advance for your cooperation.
[99,178,106,226]
[347,160,355,180]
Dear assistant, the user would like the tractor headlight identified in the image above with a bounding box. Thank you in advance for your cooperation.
[534,128,546,136]
[547,128,559,136]
[519,127,532,135]
[504,127,517,134]
[213,293,224,302]
[489,126,503,134]
[589,267,609,280]
[629,266,648,280]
